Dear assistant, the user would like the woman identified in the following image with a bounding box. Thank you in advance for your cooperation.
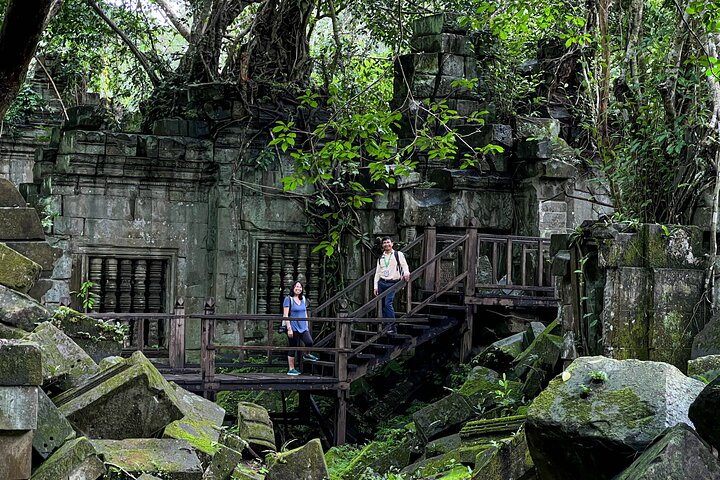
[283,281,318,375]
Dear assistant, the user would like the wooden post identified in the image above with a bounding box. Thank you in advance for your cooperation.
[169,298,185,369]
[462,218,478,361]
[423,219,437,291]
[201,297,216,400]
[537,239,545,287]
[334,298,350,445]
[135,316,145,352]
[506,238,513,285]
[335,389,348,446]
[238,318,245,363]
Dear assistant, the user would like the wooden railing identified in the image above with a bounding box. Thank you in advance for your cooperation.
[85,220,554,375]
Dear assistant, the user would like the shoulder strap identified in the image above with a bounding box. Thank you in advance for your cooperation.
[395,250,403,275]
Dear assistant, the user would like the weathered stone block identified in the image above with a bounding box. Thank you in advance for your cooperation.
[412,13,467,36]
[650,268,704,370]
[152,118,188,137]
[413,392,474,442]
[515,116,560,139]
[0,178,26,207]
[4,241,61,274]
[34,389,76,460]
[0,243,42,293]
[0,431,33,479]
[266,438,329,480]
[410,33,473,55]
[51,307,124,363]
[63,105,107,131]
[527,356,705,480]
[106,133,138,156]
[25,322,98,389]
[0,342,42,386]
[688,355,720,380]
[401,189,514,230]
[473,430,533,480]
[0,207,45,240]
[163,417,221,456]
[0,386,37,430]
[602,267,650,360]
[54,351,222,440]
[237,401,275,452]
[202,442,244,480]
[617,423,720,480]
[92,438,203,480]
[58,130,106,155]
[157,136,187,161]
[0,284,51,331]
[31,436,105,480]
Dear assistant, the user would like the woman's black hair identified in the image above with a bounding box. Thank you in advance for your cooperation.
[288,280,304,300]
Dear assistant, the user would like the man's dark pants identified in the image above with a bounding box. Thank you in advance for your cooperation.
[378,278,398,333]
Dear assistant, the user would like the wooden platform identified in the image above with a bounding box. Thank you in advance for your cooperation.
[163,372,341,393]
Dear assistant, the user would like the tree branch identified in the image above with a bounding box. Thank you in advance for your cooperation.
[86,0,161,86]
[0,0,59,121]
[153,0,191,41]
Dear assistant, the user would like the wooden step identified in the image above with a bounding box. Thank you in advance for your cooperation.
[412,302,467,311]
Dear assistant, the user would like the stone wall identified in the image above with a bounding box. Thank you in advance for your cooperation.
[0,13,619,359]
[552,223,708,371]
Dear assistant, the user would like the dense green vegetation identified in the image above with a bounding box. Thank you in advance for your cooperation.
[3,0,720,257]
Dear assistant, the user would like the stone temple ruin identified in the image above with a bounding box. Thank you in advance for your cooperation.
[4,10,720,480]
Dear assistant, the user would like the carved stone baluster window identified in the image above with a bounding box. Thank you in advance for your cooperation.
[257,244,269,314]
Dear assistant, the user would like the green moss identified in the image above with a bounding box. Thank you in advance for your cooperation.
[163,418,220,455]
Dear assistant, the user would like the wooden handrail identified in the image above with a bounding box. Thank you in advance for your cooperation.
[349,234,468,319]
[312,234,426,316]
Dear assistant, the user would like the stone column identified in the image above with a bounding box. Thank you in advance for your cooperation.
[0,342,43,479]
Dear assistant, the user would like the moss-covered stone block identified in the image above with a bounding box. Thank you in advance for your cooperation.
[527,356,705,480]
[231,463,265,479]
[51,306,124,363]
[402,444,490,478]
[26,321,98,390]
[5,241,61,274]
[164,418,221,456]
[34,389,76,459]
[425,433,462,457]
[237,401,275,452]
[0,322,28,340]
[0,242,42,293]
[202,442,244,480]
[411,12,467,36]
[617,423,720,479]
[338,430,412,479]
[514,319,562,380]
[54,351,224,440]
[265,438,328,480]
[31,436,106,480]
[472,430,533,480]
[688,355,720,381]
[458,366,500,406]
[413,392,475,442]
[602,268,651,361]
[0,341,42,385]
[0,431,33,479]
[93,438,204,479]
[0,283,51,331]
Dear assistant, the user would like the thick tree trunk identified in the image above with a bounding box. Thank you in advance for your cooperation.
[0,0,60,121]
[244,0,315,83]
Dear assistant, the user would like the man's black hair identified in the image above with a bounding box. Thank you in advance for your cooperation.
[381,236,393,242]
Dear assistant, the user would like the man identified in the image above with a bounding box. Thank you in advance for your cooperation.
[373,236,411,335]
